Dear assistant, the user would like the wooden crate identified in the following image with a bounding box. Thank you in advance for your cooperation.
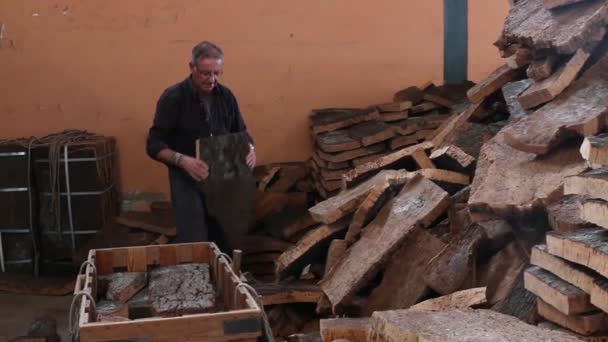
[75,243,263,342]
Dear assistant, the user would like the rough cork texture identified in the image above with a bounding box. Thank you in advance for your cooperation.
[525,266,596,315]
[317,143,386,163]
[581,199,608,229]
[505,47,534,69]
[256,165,281,191]
[379,111,409,122]
[496,0,608,55]
[564,167,608,201]
[537,320,608,341]
[537,298,608,336]
[482,242,527,306]
[531,244,599,294]
[317,166,353,182]
[275,217,350,278]
[527,55,557,82]
[532,244,608,315]
[477,220,514,254]
[409,287,487,311]
[375,101,412,113]
[494,268,539,324]
[308,170,410,225]
[368,309,582,342]
[316,130,362,153]
[591,277,608,315]
[435,121,498,161]
[96,300,129,322]
[343,142,433,183]
[198,132,256,250]
[282,213,319,240]
[468,130,586,220]
[391,114,449,136]
[411,149,435,169]
[362,228,445,315]
[423,225,486,295]
[517,49,590,110]
[467,64,520,104]
[99,272,148,304]
[393,86,425,104]
[429,145,475,173]
[351,151,392,167]
[348,120,396,146]
[320,175,450,311]
[410,102,439,115]
[546,228,608,280]
[431,103,483,149]
[547,195,592,232]
[544,0,589,10]
[423,93,457,109]
[416,129,436,141]
[581,133,608,166]
[149,263,216,317]
[324,239,348,275]
[503,54,608,155]
[345,180,399,244]
[252,280,322,306]
[312,151,349,170]
[389,134,420,150]
[311,108,380,134]
[320,318,371,342]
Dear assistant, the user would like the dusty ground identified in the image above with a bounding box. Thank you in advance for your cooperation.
[0,293,71,342]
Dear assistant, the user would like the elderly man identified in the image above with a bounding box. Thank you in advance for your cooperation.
[146,41,255,243]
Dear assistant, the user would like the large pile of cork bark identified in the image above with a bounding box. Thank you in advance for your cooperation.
[246,0,608,340]
[308,82,473,198]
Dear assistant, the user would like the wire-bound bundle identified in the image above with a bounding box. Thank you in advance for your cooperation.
[0,136,41,274]
[36,130,104,232]
[0,130,118,274]
[37,130,117,266]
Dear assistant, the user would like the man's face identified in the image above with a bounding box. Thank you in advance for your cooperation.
[190,58,223,94]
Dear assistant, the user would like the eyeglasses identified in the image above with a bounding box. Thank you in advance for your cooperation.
[193,67,222,79]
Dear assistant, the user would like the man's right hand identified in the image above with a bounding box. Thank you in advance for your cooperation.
[179,156,209,182]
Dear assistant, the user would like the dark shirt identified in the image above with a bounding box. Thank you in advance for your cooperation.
[146,76,251,160]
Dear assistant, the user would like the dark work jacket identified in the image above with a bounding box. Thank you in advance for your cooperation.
[146,76,252,160]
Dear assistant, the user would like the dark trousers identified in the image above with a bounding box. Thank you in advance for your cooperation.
[168,167,209,243]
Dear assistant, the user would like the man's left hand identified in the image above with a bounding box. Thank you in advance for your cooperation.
[246,147,256,169]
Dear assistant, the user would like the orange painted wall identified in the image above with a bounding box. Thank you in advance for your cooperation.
[469,0,511,81]
[0,1,509,195]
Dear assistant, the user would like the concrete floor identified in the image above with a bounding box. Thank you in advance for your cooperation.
[0,293,72,342]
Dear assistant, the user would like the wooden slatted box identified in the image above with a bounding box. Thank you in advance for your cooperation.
[75,242,263,342]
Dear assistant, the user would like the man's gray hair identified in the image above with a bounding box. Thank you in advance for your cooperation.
[191,41,224,65]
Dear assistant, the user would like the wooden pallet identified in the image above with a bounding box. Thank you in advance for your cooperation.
[74,243,262,342]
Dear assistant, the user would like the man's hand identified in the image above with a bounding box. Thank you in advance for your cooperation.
[246,147,256,169]
[179,155,209,181]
